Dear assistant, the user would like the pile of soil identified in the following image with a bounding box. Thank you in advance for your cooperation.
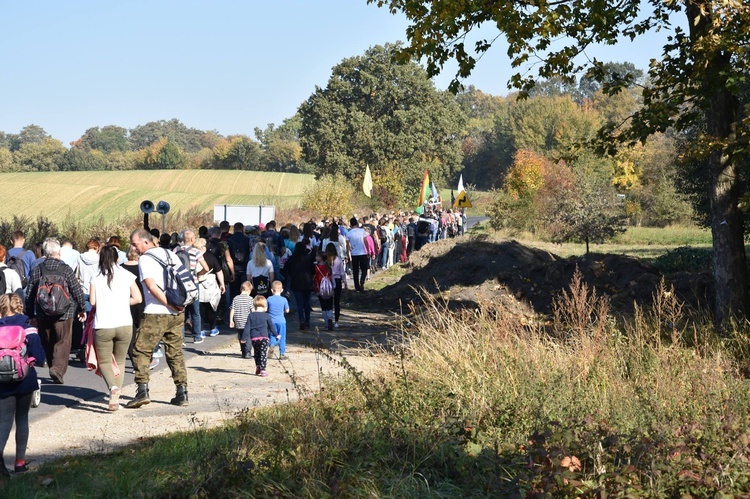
[354,235,714,319]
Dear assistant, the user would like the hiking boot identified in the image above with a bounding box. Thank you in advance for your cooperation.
[125,383,150,409]
[240,343,248,359]
[49,370,64,384]
[327,320,334,331]
[170,385,189,406]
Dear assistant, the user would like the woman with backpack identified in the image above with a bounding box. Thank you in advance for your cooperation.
[88,245,142,411]
[246,242,274,298]
[0,293,45,479]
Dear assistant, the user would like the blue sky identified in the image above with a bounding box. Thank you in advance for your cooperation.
[0,1,675,146]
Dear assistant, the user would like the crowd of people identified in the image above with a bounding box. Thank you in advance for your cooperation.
[0,206,468,479]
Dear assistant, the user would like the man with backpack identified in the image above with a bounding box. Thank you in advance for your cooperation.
[6,231,35,289]
[126,228,190,409]
[24,238,86,385]
[175,230,209,344]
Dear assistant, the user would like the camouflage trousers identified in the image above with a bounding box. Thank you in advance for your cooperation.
[132,313,187,386]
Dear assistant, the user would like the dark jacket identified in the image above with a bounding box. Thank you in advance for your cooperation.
[285,250,315,292]
[0,314,46,398]
[26,257,86,321]
[227,232,250,271]
[241,311,277,342]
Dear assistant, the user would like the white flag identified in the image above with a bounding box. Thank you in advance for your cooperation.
[363,165,373,198]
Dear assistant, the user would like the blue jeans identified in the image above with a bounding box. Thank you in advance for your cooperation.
[380,243,390,269]
[293,290,311,325]
[184,300,201,337]
[269,322,286,355]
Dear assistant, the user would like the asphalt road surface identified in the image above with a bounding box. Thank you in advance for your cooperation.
[30,327,238,423]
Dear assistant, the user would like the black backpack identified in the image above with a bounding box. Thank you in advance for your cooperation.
[7,250,28,288]
[206,239,231,282]
[230,237,248,266]
[36,263,72,317]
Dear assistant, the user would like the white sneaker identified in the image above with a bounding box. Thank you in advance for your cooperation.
[333,322,339,329]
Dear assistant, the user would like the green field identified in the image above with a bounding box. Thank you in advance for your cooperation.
[0,170,314,223]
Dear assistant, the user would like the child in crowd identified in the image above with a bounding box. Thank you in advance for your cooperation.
[314,251,335,331]
[364,227,376,277]
[241,295,279,377]
[229,281,254,358]
[267,281,290,360]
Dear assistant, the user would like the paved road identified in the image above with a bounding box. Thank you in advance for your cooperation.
[465,215,487,230]
[30,328,238,423]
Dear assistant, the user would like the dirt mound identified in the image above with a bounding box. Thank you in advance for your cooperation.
[356,235,713,319]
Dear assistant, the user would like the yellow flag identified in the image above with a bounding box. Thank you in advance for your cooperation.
[363,165,373,198]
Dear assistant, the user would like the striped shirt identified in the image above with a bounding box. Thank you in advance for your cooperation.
[230,293,255,329]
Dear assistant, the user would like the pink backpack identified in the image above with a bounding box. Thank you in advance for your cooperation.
[0,325,36,383]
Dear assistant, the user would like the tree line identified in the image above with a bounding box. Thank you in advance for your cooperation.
[0,119,309,174]
[0,44,699,233]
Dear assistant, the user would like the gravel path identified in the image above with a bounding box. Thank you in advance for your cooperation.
[3,309,393,469]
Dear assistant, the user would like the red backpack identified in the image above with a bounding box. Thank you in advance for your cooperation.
[0,325,36,383]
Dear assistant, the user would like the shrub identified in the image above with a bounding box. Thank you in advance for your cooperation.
[653,246,713,273]
[301,174,355,219]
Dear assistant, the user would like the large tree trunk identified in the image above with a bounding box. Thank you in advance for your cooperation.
[709,139,748,325]
[688,1,749,325]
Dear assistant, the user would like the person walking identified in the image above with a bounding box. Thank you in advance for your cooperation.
[0,293,45,479]
[193,238,224,342]
[325,242,346,328]
[6,231,34,287]
[77,238,101,311]
[266,281,289,359]
[125,228,189,409]
[229,281,254,358]
[0,245,24,298]
[175,230,209,343]
[241,295,279,377]
[227,222,250,302]
[88,245,142,411]
[346,218,369,292]
[25,238,86,385]
[246,242,274,298]
[284,242,315,331]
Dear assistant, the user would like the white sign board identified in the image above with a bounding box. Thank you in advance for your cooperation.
[213,205,276,226]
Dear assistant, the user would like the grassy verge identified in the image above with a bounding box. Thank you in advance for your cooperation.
[478,224,713,261]
[8,272,750,496]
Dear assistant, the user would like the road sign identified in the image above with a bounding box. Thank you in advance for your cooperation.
[453,190,472,208]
